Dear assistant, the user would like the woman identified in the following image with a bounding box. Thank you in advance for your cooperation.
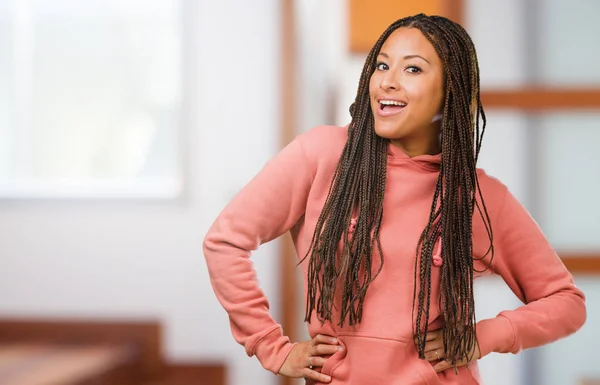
[203,14,586,384]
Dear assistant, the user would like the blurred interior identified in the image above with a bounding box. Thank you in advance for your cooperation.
[0,0,598,384]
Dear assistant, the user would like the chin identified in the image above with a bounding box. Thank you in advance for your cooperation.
[373,121,405,140]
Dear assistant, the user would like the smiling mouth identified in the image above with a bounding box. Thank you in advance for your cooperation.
[376,100,407,117]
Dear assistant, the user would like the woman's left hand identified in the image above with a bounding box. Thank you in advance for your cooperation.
[416,329,481,373]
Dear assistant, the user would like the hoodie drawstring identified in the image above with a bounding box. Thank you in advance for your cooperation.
[432,238,443,267]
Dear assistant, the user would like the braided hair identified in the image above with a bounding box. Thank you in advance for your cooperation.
[302,14,494,366]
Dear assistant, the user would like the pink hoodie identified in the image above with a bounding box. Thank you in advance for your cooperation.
[203,125,586,384]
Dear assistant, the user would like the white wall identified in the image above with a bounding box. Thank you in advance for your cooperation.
[0,1,282,385]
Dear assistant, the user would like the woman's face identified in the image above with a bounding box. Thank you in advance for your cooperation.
[369,27,445,156]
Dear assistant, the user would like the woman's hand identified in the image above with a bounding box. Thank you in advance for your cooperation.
[278,334,342,383]
[416,329,481,373]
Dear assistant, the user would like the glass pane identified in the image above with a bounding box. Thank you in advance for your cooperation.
[538,113,600,250]
[0,0,183,196]
[537,0,600,86]
[475,277,525,385]
[477,111,530,206]
[466,0,528,88]
[0,8,13,178]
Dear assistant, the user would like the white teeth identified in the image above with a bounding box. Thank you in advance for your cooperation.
[380,100,406,106]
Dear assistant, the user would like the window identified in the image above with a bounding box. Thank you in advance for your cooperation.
[0,0,183,198]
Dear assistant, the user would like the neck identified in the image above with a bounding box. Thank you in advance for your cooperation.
[390,123,442,157]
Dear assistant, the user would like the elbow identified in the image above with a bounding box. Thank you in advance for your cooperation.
[562,286,587,336]
[571,292,587,334]
[202,224,218,262]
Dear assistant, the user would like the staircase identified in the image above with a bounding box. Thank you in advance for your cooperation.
[0,319,225,385]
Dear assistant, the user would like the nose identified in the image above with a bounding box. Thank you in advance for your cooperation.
[380,68,401,91]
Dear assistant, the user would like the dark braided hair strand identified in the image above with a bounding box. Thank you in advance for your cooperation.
[303,14,494,368]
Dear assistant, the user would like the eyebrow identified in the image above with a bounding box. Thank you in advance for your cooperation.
[378,52,430,64]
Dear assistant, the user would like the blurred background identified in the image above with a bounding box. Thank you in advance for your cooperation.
[0,0,598,384]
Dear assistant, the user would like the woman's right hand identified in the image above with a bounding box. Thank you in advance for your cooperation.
[278,334,342,383]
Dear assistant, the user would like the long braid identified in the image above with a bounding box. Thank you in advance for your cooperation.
[303,14,494,367]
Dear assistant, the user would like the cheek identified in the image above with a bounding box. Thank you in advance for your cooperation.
[409,82,443,111]
[432,78,445,107]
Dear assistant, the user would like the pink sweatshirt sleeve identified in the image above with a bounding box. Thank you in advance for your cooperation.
[475,189,587,357]
[203,134,313,374]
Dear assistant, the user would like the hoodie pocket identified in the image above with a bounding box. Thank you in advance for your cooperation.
[320,337,347,378]
[413,347,481,385]
[433,364,481,385]
[314,334,437,384]
[314,333,480,385]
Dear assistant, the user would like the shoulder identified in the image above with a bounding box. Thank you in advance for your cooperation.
[296,125,348,162]
[475,168,510,213]
[297,125,348,149]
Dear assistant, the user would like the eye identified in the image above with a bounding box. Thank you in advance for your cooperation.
[375,62,388,71]
[406,65,423,74]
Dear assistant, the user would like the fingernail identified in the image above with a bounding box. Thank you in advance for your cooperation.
[324,375,331,382]
[331,338,338,343]
[337,346,343,351]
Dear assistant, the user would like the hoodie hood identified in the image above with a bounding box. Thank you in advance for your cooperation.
[387,142,441,171]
